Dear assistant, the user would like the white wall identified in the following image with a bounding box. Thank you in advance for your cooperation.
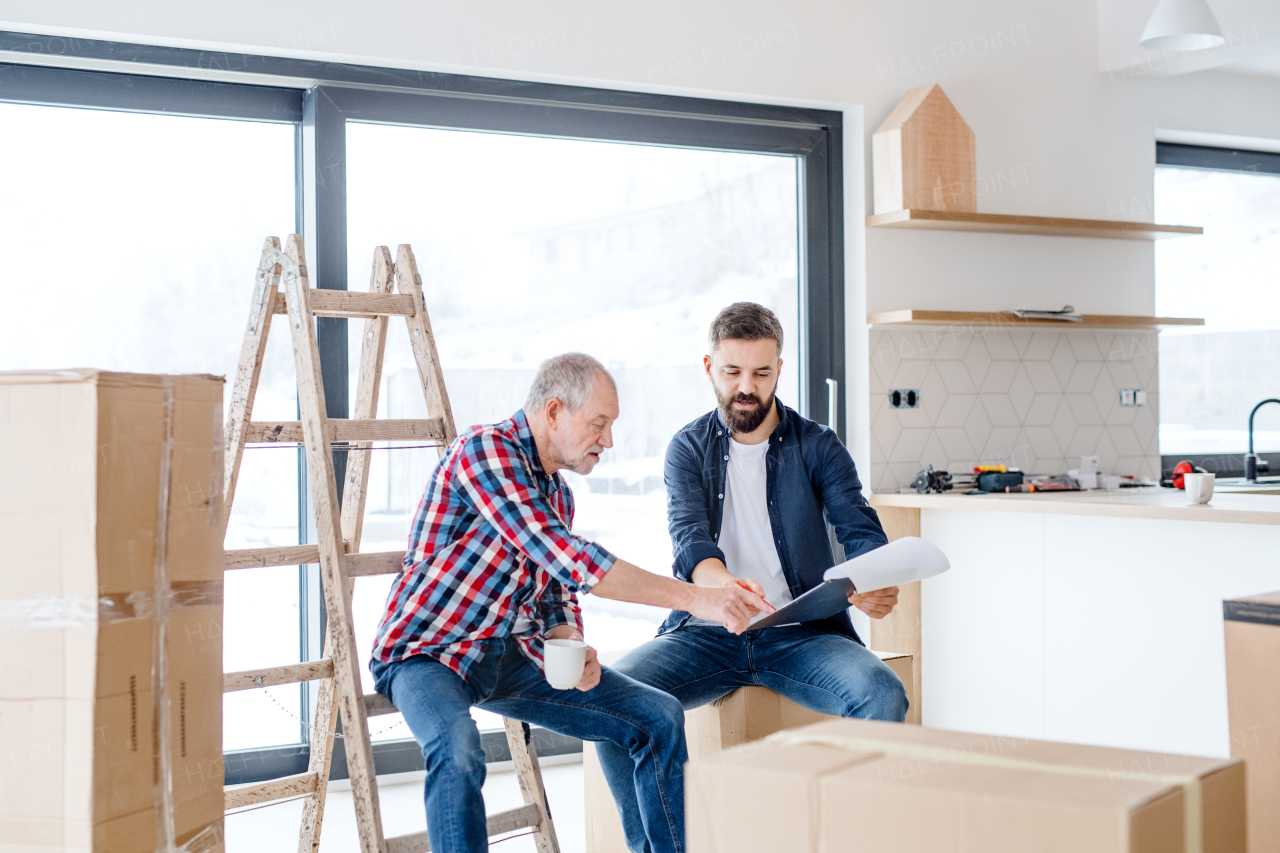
[4,0,1279,477]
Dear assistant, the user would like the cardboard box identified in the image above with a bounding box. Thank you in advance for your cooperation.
[585,650,914,853]
[0,371,226,852]
[1225,591,1280,853]
[687,718,1245,853]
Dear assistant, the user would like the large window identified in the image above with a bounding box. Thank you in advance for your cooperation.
[0,36,845,782]
[345,125,800,736]
[0,98,303,750]
[1156,143,1280,457]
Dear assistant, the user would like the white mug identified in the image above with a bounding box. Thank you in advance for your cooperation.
[544,639,588,690]
[1184,472,1214,505]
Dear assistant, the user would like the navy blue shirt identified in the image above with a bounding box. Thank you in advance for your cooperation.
[659,398,888,642]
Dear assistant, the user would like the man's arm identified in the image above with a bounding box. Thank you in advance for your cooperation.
[539,568,765,692]
[455,432,617,593]
[809,427,900,618]
[590,558,765,633]
[812,427,888,558]
[665,430,725,582]
[538,580,583,638]
[456,431,765,632]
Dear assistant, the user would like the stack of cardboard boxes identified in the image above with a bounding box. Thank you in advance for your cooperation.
[681,596,1280,853]
[0,371,226,852]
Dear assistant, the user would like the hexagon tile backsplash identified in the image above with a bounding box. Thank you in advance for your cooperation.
[867,326,1160,494]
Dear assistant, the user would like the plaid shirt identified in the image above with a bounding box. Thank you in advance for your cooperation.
[371,409,616,684]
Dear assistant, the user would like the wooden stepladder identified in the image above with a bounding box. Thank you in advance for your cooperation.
[220,236,561,853]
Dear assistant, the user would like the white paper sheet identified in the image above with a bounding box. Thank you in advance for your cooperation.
[822,536,950,592]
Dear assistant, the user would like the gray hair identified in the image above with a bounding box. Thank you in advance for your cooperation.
[708,302,784,356]
[524,353,615,415]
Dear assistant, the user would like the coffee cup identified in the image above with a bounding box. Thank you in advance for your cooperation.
[1184,472,1214,505]
[544,638,588,690]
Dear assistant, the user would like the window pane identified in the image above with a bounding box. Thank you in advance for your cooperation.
[0,102,302,749]
[346,125,799,732]
[1155,166,1280,455]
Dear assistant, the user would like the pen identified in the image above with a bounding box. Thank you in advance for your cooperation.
[734,580,777,613]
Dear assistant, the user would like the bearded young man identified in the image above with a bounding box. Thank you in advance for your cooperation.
[595,303,908,853]
[369,353,766,853]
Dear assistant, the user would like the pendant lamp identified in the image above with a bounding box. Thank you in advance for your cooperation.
[1140,0,1225,50]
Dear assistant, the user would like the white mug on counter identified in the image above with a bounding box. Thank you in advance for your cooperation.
[1184,472,1215,505]
[544,638,588,690]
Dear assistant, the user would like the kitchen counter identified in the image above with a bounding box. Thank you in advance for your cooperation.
[866,486,1280,761]
[870,486,1280,526]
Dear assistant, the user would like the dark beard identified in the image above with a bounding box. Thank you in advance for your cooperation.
[717,388,776,434]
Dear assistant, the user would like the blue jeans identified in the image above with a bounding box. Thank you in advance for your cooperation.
[371,641,687,853]
[595,624,909,853]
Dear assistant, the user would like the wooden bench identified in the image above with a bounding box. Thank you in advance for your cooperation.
[583,650,914,853]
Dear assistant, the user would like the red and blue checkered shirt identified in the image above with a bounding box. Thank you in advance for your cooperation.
[371,409,616,684]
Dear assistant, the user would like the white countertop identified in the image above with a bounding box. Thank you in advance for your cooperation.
[869,486,1280,526]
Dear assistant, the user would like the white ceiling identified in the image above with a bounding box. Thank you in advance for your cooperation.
[1221,53,1280,80]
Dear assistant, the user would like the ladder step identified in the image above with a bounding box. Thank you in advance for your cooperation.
[225,771,320,810]
[225,544,320,570]
[244,418,447,444]
[364,692,398,718]
[271,289,417,318]
[347,550,408,578]
[224,660,334,693]
[384,804,541,853]
[224,547,407,574]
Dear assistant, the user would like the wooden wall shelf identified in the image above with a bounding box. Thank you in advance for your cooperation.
[866,209,1202,241]
[868,310,1204,329]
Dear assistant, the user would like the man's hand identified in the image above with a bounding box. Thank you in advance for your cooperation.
[686,583,768,634]
[576,645,601,691]
[848,585,899,619]
[546,625,601,691]
[729,577,767,599]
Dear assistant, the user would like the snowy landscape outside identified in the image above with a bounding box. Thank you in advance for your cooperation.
[1156,165,1280,455]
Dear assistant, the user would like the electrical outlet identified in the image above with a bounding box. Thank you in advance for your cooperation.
[1119,388,1147,407]
[889,389,920,409]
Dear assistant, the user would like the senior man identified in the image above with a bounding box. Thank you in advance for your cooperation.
[596,303,909,853]
[369,352,765,853]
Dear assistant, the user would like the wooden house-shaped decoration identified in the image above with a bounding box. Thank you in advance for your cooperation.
[872,84,976,215]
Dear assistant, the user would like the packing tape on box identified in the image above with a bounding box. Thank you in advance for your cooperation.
[0,584,224,629]
[768,730,1204,853]
[99,583,225,623]
[154,375,180,853]
[153,376,224,853]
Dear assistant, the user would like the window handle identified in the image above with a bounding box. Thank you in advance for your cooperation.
[826,378,838,432]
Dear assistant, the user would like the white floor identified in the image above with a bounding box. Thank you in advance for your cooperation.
[226,756,586,852]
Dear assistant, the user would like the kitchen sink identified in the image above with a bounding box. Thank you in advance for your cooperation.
[1214,478,1280,495]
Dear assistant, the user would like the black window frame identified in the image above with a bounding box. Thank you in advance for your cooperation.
[1156,141,1280,176]
[1155,141,1280,478]
[1,30,847,784]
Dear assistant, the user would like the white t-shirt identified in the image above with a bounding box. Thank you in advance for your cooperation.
[690,437,795,627]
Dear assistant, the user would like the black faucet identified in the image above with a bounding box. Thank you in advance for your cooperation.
[1245,398,1280,483]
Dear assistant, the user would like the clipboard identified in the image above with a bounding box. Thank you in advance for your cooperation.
[745,578,854,631]
[742,537,950,631]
